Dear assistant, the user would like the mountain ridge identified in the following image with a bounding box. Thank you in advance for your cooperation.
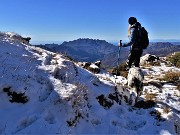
[36,39,180,68]
[144,42,180,56]
[35,38,129,66]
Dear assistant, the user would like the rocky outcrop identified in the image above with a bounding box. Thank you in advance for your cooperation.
[78,61,101,74]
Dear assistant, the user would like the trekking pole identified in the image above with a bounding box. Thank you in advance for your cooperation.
[116,40,122,77]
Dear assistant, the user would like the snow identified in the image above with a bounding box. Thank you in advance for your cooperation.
[89,63,98,69]
[0,32,179,134]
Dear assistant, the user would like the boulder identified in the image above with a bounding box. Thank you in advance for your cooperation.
[78,61,101,74]
[140,54,159,65]
[94,60,101,68]
[88,64,100,74]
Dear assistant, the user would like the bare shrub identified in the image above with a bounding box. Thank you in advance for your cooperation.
[96,95,113,109]
[149,110,164,123]
[162,71,180,82]
[120,71,128,78]
[177,85,180,91]
[107,62,128,78]
[163,106,171,114]
[118,62,126,71]
[118,62,128,78]
[66,82,89,127]
[3,87,28,103]
[141,61,161,67]
[134,100,155,109]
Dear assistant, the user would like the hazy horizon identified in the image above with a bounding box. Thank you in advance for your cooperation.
[30,38,180,45]
[0,0,179,43]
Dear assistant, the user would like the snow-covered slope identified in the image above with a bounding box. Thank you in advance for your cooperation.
[0,32,179,135]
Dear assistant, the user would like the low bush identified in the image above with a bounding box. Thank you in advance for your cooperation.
[144,92,158,101]
[107,62,128,78]
[163,106,171,114]
[3,87,28,103]
[162,71,180,82]
[149,110,165,123]
[134,100,155,109]
[118,62,126,71]
[96,95,113,109]
[177,85,180,91]
[167,52,180,68]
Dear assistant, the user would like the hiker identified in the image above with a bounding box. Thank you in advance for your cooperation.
[119,17,143,70]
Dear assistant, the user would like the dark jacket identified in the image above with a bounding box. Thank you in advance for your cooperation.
[123,22,142,50]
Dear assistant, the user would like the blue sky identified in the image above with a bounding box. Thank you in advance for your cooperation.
[0,0,179,43]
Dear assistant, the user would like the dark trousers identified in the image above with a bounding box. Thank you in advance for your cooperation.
[126,49,143,68]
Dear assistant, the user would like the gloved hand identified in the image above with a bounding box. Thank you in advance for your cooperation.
[118,40,122,47]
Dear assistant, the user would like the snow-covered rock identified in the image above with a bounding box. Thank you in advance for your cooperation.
[140,54,160,65]
[78,60,101,73]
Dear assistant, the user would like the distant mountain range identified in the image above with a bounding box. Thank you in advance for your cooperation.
[35,39,180,69]
[144,42,180,56]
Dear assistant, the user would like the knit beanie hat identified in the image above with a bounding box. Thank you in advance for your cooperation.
[128,17,137,25]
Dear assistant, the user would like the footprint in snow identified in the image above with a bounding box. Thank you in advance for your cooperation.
[114,108,126,118]
[44,111,56,124]
[135,109,146,115]
[125,120,146,130]
[13,115,38,134]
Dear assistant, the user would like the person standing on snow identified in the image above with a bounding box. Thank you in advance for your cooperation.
[119,17,143,70]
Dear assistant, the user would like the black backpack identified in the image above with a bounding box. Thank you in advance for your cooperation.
[137,26,149,49]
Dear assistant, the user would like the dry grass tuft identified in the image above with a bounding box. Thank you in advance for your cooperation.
[144,92,158,101]
[163,106,171,114]
[167,52,180,68]
[162,71,180,82]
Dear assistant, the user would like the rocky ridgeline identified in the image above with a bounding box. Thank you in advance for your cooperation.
[0,32,31,45]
